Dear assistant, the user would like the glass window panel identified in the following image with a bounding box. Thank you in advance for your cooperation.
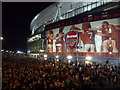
[84,6,87,12]
[92,3,96,9]
[65,13,68,19]
[88,5,91,10]
[69,12,71,18]
[61,14,65,20]
[79,7,83,13]
[97,2,101,7]
[87,2,91,4]
[77,9,79,14]
[83,2,88,6]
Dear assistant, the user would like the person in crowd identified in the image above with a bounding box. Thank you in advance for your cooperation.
[2,56,120,89]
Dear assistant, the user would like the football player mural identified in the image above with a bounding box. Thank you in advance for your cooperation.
[45,18,120,54]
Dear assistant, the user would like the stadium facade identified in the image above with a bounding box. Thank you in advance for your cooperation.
[27,1,120,66]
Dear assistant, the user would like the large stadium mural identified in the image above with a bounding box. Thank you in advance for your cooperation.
[46,19,120,51]
[45,8,120,58]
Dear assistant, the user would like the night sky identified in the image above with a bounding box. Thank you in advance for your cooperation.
[2,2,54,52]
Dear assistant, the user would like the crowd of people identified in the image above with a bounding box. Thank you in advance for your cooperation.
[2,56,120,89]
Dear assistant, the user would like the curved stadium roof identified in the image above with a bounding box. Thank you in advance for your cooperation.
[30,2,84,34]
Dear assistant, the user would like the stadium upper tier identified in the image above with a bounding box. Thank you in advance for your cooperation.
[30,1,114,35]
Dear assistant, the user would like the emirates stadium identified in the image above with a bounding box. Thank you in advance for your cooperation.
[27,1,120,66]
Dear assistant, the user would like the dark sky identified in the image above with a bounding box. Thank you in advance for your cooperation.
[2,2,54,52]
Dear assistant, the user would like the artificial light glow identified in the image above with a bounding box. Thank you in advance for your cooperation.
[0,37,3,40]
[109,45,112,47]
[68,60,71,63]
[67,56,72,59]
[44,58,47,60]
[86,56,92,60]
[6,50,9,52]
[56,59,59,62]
[56,55,59,58]
[17,51,23,54]
[109,52,112,54]
[1,50,4,52]
[73,64,75,66]
[109,28,112,33]
[85,61,90,64]
[28,50,30,53]
[40,50,44,52]
[53,64,55,66]
[109,37,112,40]
[44,55,47,58]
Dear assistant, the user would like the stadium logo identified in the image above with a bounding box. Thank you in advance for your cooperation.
[65,31,79,51]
